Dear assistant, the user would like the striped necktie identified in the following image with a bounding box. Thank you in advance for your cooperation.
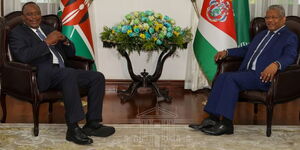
[247,31,274,70]
[36,29,65,68]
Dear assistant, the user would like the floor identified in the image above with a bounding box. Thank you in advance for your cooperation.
[1,84,300,126]
[1,124,299,150]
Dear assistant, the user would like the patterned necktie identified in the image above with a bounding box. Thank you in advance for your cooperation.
[35,29,65,68]
[247,31,274,70]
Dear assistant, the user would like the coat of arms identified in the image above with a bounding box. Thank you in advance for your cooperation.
[206,0,230,22]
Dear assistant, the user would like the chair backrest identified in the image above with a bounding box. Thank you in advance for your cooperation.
[0,11,62,68]
[250,16,300,65]
[0,17,6,71]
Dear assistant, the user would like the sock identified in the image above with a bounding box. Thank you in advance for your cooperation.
[208,114,220,122]
[67,122,79,129]
[222,117,233,126]
[86,120,101,128]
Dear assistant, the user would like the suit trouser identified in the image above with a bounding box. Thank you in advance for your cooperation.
[47,67,105,124]
[204,71,270,120]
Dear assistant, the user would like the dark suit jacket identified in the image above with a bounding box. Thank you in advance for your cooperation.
[9,23,76,91]
[227,26,298,74]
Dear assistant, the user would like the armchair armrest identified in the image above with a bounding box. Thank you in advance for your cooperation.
[271,64,300,102]
[1,62,38,100]
[66,56,94,70]
[215,56,243,75]
[5,61,37,71]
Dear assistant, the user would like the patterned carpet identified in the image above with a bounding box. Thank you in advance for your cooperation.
[0,123,299,150]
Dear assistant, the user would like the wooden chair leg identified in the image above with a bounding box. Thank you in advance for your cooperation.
[266,104,274,137]
[32,102,40,136]
[49,102,53,113]
[48,102,53,123]
[254,104,258,114]
[0,92,7,123]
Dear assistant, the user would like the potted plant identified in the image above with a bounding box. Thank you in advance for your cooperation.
[101,10,192,53]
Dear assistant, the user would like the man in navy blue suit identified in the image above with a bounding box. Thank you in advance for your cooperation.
[189,5,298,135]
[9,2,115,145]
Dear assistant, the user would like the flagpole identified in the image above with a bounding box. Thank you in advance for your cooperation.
[190,0,200,19]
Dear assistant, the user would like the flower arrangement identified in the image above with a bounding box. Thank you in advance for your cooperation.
[101,10,193,53]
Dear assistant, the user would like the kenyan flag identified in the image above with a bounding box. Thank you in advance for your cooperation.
[58,0,96,69]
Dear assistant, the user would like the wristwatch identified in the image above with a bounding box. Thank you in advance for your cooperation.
[64,38,70,46]
[273,61,280,69]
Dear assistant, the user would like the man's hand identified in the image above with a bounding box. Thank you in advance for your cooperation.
[260,62,279,83]
[63,39,71,46]
[44,30,66,45]
[214,50,227,61]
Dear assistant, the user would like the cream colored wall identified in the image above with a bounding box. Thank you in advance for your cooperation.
[89,0,194,80]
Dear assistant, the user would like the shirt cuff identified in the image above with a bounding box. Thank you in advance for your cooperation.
[274,61,282,70]
[224,49,228,57]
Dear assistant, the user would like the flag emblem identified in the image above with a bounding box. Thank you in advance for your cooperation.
[61,0,91,26]
[206,0,230,22]
[193,0,250,83]
[58,0,96,70]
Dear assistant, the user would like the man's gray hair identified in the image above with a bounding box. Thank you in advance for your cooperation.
[268,5,285,17]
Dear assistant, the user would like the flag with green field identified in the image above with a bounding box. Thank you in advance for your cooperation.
[233,0,250,47]
[58,0,96,70]
[193,0,250,83]
[193,0,237,82]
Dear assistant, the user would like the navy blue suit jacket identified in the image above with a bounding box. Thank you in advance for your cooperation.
[227,26,298,74]
[9,23,76,91]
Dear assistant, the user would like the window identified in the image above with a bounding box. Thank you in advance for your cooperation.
[20,0,59,15]
[249,0,300,19]
[20,0,58,3]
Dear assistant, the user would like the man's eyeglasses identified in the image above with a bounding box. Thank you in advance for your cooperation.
[264,16,282,20]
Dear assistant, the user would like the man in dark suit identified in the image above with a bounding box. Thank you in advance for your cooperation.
[9,2,115,145]
[189,5,298,135]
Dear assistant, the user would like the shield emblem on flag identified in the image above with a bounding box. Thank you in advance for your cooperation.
[59,0,96,69]
[206,0,230,22]
[61,0,91,26]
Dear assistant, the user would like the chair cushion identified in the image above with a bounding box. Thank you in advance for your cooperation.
[38,89,88,102]
[38,90,64,100]
[239,90,267,102]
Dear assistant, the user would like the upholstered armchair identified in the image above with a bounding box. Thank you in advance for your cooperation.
[0,11,94,136]
[214,16,300,137]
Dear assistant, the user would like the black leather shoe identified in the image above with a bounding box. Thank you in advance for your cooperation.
[66,126,93,145]
[189,118,218,130]
[201,122,234,136]
[83,124,115,137]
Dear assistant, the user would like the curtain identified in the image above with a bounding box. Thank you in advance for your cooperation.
[184,0,300,91]
[184,0,210,91]
[4,0,59,15]
[3,0,21,15]
[250,0,300,18]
